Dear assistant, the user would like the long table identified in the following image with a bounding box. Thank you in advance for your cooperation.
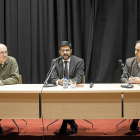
[0,84,43,119]
[0,83,140,120]
[123,88,140,119]
[42,84,123,119]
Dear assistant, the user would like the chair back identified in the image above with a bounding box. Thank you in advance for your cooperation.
[82,75,85,84]
[18,75,22,84]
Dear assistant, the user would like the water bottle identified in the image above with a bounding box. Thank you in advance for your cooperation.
[63,77,68,89]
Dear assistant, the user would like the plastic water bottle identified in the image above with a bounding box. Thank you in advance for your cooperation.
[63,77,68,89]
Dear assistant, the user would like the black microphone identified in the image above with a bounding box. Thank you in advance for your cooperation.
[90,82,94,88]
[118,59,130,77]
[118,59,133,88]
[118,60,124,67]
[118,59,122,64]
[53,56,62,62]
[44,56,62,87]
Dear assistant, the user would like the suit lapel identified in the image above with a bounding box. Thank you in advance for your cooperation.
[131,58,139,76]
[69,55,76,76]
[58,60,64,78]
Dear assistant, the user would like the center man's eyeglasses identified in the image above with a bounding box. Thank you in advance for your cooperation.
[60,49,70,53]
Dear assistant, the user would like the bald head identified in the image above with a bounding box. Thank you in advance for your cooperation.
[0,44,7,49]
[0,44,8,64]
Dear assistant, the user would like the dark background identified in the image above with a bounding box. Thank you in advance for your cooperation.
[0,0,140,84]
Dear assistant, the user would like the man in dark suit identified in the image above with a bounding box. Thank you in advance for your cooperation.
[121,40,140,131]
[51,41,84,134]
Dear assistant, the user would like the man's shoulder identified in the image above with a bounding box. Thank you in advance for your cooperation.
[71,55,83,62]
[8,56,16,59]
[7,56,17,63]
[126,57,136,64]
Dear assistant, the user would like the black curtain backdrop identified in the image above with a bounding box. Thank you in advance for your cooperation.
[0,0,140,84]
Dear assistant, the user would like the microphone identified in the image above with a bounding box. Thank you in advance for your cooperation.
[53,56,62,62]
[118,59,133,88]
[90,82,94,88]
[118,59,130,77]
[44,56,62,87]
[118,60,124,67]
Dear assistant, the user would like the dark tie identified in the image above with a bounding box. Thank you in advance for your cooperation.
[64,61,68,78]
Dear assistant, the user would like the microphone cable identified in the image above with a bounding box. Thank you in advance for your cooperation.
[41,57,61,138]
[44,64,53,85]
[40,85,45,140]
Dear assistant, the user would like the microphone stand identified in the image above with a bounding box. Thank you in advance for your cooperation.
[43,61,57,87]
[120,62,133,88]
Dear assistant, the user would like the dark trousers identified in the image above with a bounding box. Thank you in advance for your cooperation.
[60,119,75,131]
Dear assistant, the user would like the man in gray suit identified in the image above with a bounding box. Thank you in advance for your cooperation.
[51,41,84,134]
[121,40,140,131]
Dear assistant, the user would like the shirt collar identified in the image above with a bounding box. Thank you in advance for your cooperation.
[62,57,71,63]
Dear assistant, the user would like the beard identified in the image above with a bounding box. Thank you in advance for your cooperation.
[62,54,70,60]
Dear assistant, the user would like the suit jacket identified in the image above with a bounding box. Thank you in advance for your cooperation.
[121,57,140,83]
[51,55,84,84]
[0,56,19,85]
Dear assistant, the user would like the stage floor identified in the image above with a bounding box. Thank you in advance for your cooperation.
[0,118,140,140]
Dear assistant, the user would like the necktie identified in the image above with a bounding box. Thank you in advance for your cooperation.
[64,61,68,78]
